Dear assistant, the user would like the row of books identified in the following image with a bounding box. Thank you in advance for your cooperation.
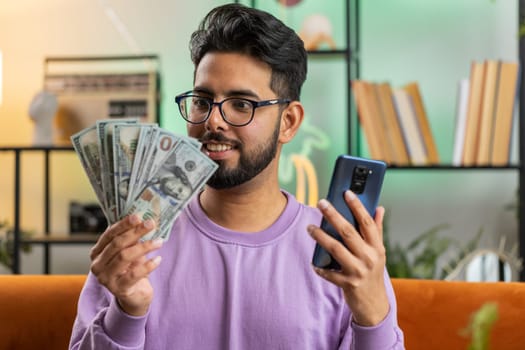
[352,80,439,166]
[453,60,520,166]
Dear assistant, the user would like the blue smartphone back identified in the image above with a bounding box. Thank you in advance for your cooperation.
[312,155,387,270]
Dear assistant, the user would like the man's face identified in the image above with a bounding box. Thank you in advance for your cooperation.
[188,52,284,189]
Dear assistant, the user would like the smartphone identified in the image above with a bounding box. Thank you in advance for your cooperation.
[312,155,387,270]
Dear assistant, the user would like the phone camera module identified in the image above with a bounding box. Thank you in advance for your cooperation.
[350,165,369,194]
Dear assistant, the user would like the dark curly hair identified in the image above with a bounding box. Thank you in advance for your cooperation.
[189,3,307,101]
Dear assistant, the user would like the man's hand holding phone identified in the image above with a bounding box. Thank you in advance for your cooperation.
[309,155,390,326]
[308,191,390,327]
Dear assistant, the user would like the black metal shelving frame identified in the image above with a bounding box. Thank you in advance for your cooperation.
[0,146,99,274]
[518,0,525,281]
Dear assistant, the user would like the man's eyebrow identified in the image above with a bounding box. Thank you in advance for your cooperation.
[192,87,260,99]
[226,89,259,99]
[192,87,213,96]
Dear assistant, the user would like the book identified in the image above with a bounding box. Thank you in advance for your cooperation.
[476,60,501,165]
[392,88,427,165]
[351,80,385,160]
[375,82,410,165]
[452,78,470,166]
[365,81,395,163]
[403,82,440,164]
[461,61,486,166]
[490,61,520,166]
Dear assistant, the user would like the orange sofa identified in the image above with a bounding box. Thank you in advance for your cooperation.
[1,275,525,349]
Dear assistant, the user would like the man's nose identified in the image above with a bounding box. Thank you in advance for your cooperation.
[205,103,227,130]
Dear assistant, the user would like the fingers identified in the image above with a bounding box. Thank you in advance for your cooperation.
[99,246,163,294]
[91,218,158,275]
[94,237,162,278]
[316,190,383,249]
[316,198,363,255]
[341,190,379,245]
[90,215,141,260]
[90,215,154,261]
[115,255,162,290]
[374,205,385,243]
[90,215,160,280]
[311,190,384,265]
[308,224,360,273]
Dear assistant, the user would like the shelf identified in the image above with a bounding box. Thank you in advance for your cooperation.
[23,234,100,245]
[307,49,349,56]
[387,165,520,170]
[0,146,74,152]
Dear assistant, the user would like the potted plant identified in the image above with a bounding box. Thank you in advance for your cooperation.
[0,220,32,272]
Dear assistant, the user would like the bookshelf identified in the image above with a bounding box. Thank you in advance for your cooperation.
[356,2,524,281]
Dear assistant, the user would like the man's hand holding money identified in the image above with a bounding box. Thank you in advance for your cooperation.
[89,214,162,316]
[71,120,218,316]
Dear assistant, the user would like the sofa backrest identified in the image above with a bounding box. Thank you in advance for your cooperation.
[393,278,525,350]
[1,275,525,350]
[0,275,86,350]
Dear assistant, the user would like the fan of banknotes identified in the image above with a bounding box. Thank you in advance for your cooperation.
[71,119,218,241]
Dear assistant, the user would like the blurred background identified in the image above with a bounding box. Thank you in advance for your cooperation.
[0,0,520,278]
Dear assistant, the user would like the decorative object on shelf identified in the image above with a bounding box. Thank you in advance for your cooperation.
[383,211,483,279]
[0,220,32,271]
[276,0,302,6]
[442,236,523,282]
[28,90,58,146]
[69,202,107,234]
[43,55,160,145]
[298,14,337,51]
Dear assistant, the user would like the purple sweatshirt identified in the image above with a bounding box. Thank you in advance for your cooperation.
[69,191,404,349]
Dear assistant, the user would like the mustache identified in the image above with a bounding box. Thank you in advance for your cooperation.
[200,132,241,147]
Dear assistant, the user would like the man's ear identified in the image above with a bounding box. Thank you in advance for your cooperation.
[279,101,304,144]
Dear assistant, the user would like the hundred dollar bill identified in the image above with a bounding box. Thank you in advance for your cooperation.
[134,128,184,197]
[113,123,142,219]
[71,125,110,222]
[96,119,138,223]
[126,139,218,241]
[126,123,158,211]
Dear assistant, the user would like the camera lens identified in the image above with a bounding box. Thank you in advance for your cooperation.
[351,165,369,194]
[350,180,365,193]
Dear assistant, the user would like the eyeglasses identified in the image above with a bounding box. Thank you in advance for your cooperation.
[175,91,291,127]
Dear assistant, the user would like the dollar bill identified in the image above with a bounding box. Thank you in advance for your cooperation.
[126,123,157,211]
[96,119,138,223]
[72,119,216,242]
[126,139,218,241]
[71,125,110,222]
[134,128,184,197]
[113,123,142,219]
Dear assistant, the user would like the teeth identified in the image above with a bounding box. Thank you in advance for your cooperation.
[206,143,232,152]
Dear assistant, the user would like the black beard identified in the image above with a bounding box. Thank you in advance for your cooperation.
[206,122,280,190]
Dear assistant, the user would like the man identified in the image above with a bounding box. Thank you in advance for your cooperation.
[69,4,404,349]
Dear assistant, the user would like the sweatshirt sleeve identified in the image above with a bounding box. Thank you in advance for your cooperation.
[69,273,148,350]
[346,269,405,350]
